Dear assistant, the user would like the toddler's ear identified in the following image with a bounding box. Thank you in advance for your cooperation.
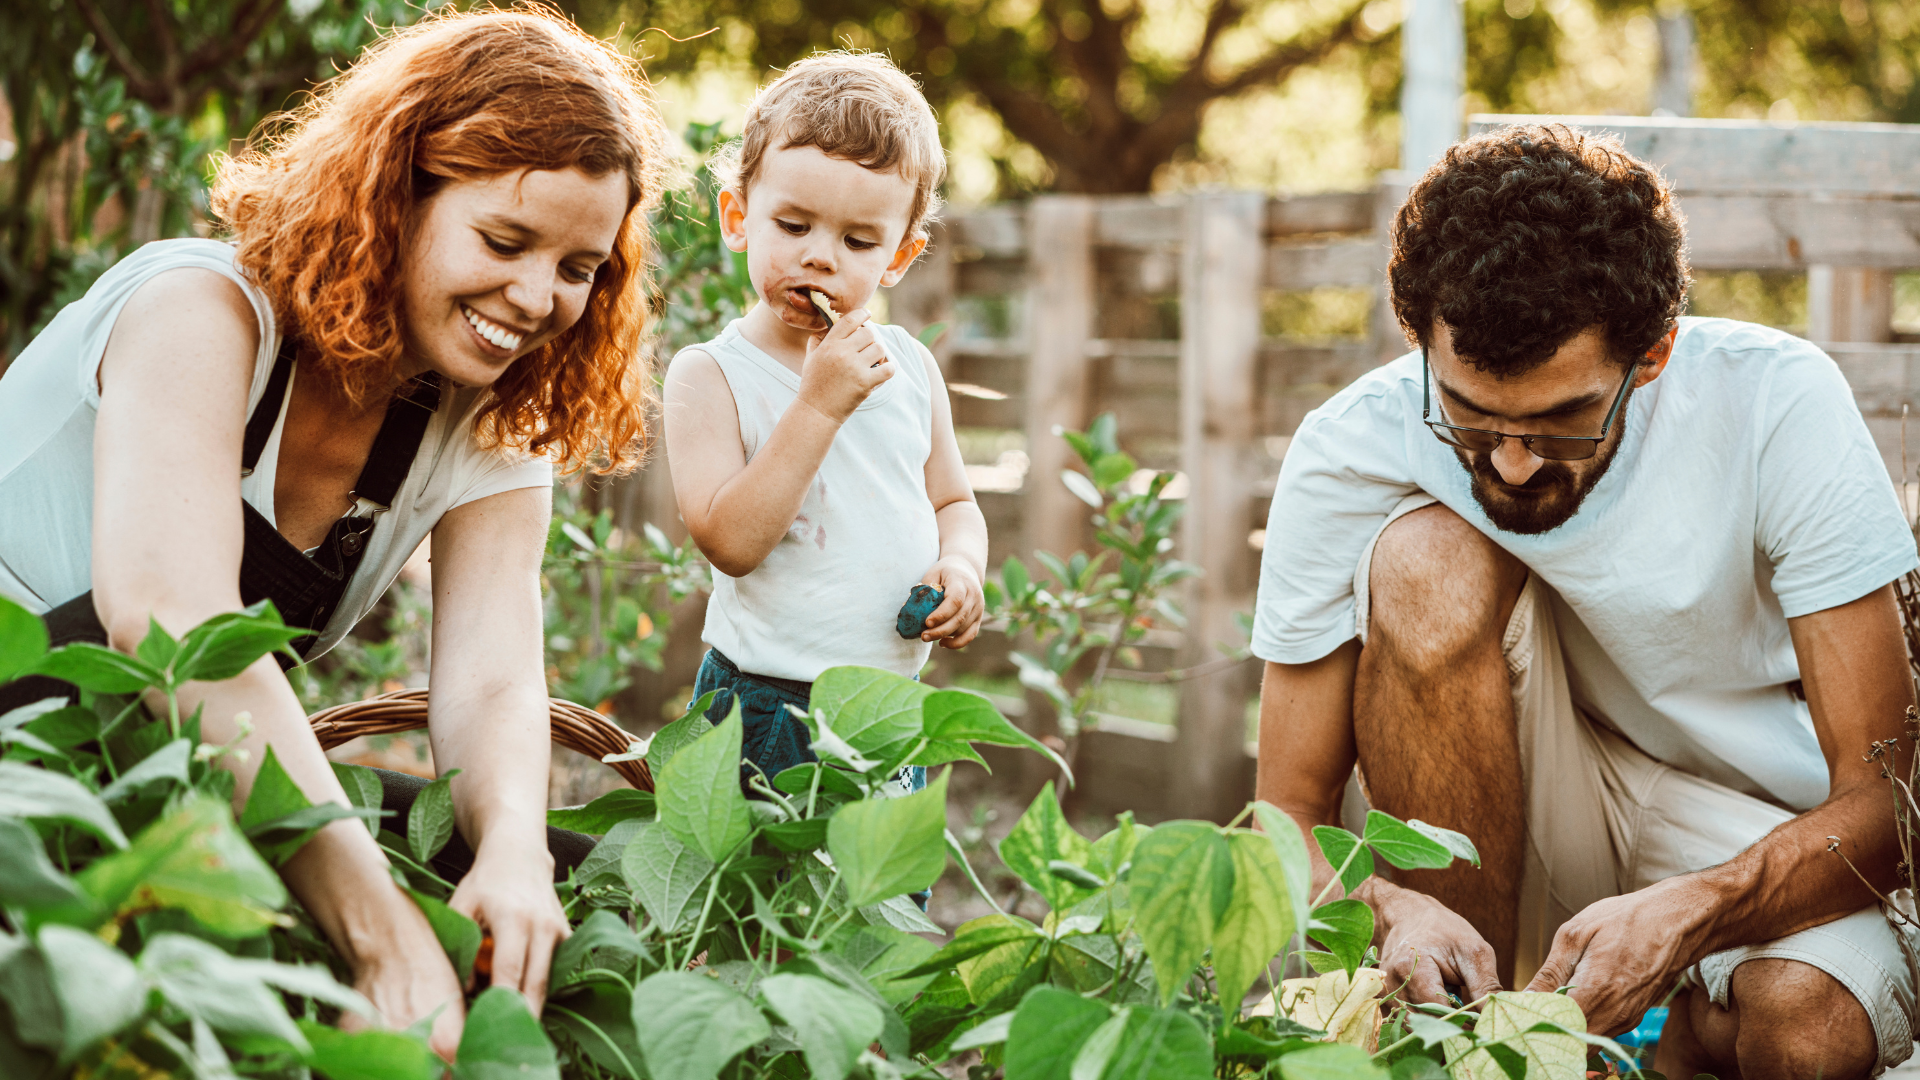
[717,188,750,253]
[880,233,928,287]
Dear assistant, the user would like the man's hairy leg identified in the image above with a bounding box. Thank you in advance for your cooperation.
[1354,504,1529,986]
[1656,961,1876,1080]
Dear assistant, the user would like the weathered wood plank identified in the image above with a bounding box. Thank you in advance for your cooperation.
[1267,192,1376,237]
[1682,194,1920,270]
[1174,192,1267,822]
[1093,197,1184,246]
[949,205,1027,259]
[954,258,1028,296]
[1023,195,1099,580]
[1265,236,1388,291]
[1469,114,1920,197]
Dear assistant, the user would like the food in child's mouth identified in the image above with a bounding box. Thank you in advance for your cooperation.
[807,289,840,327]
[897,584,945,639]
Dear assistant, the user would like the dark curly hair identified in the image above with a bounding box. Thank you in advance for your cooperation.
[1388,123,1691,375]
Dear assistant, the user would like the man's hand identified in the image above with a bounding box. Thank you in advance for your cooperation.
[1369,880,1505,1005]
[919,556,985,649]
[1524,876,1710,1034]
[797,309,893,422]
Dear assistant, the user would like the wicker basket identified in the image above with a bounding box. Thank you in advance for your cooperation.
[307,688,654,792]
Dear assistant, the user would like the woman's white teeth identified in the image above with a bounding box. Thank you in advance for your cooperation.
[464,307,523,351]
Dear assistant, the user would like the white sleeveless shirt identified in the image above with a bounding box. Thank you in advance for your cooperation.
[682,320,941,683]
[0,238,553,656]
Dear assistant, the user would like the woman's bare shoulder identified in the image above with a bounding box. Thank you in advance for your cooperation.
[99,266,261,396]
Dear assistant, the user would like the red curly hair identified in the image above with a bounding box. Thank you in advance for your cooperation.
[211,5,669,474]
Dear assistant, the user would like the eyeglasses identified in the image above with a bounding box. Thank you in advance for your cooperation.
[1421,347,1636,462]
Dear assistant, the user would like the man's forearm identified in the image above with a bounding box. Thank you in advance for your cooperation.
[1682,778,1903,959]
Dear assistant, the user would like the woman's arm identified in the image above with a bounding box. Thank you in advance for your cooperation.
[422,483,571,1012]
[916,346,987,648]
[91,268,464,1057]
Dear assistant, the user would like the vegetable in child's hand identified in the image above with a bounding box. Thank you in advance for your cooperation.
[897,583,944,638]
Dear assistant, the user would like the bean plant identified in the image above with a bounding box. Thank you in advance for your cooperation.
[0,588,1644,1080]
[986,413,1201,741]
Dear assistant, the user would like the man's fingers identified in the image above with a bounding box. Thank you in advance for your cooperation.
[1396,950,1451,1004]
[1457,944,1503,1001]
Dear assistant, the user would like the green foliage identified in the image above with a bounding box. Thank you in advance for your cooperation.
[0,588,1608,1078]
[987,413,1206,740]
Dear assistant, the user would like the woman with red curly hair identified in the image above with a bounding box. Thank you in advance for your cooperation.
[0,6,666,1055]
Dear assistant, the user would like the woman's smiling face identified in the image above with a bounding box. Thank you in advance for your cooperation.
[399,167,629,387]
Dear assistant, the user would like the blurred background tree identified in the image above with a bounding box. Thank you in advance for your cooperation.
[0,0,428,361]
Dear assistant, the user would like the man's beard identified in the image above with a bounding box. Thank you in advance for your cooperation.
[1456,435,1622,535]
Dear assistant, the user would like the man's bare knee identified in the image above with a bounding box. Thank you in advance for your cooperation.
[1729,959,1877,1080]
[1367,504,1526,674]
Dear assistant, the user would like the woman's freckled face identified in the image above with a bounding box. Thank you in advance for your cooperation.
[399,166,629,388]
[719,143,920,337]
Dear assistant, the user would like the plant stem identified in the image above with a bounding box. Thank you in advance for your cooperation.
[1369,993,1494,1061]
[1311,841,1366,909]
[1224,804,1255,831]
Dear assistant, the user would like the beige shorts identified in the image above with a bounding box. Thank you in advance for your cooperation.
[1356,493,1918,1071]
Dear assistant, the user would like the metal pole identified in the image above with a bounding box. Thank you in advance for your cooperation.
[1400,0,1465,172]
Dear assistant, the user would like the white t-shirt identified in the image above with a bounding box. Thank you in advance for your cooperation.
[0,238,553,657]
[679,320,941,683]
[1253,317,1918,812]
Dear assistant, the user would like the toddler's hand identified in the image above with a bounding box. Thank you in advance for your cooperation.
[797,309,892,422]
[919,557,985,649]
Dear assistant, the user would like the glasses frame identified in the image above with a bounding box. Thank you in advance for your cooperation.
[1421,346,1636,462]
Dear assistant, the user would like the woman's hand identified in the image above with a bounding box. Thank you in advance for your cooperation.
[448,838,571,1013]
[341,909,468,1061]
[920,556,986,649]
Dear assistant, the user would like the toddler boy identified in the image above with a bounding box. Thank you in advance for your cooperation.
[661,52,988,794]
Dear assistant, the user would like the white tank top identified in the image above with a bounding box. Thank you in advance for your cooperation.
[682,320,940,683]
[0,239,553,656]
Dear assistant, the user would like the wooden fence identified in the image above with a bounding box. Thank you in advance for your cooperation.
[616,114,1920,824]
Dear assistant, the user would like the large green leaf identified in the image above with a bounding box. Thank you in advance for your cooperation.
[407,772,457,867]
[918,690,1072,781]
[1088,812,1144,880]
[408,888,482,984]
[1362,810,1455,871]
[0,761,127,849]
[575,818,646,888]
[1279,1043,1391,1080]
[550,908,645,990]
[99,739,191,804]
[998,781,1096,911]
[137,932,310,1053]
[240,745,309,833]
[657,702,752,863]
[1442,992,1585,1080]
[546,789,655,834]
[1097,1007,1213,1080]
[899,915,1045,978]
[807,666,932,761]
[454,986,560,1080]
[759,972,883,1080]
[1313,826,1374,895]
[953,914,1051,1011]
[0,818,83,908]
[629,971,770,1080]
[0,933,61,1051]
[63,795,284,934]
[1004,986,1112,1080]
[24,643,161,695]
[1252,803,1313,943]
[297,1020,441,1080]
[1213,831,1295,1015]
[0,597,48,684]
[1307,899,1374,977]
[1409,819,1482,868]
[827,768,949,907]
[330,762,385,836]
[170,601,305,684]
[620,820,714,933]
[1126,822,1232,1004]
[645,705,714,776]
[39,924,147,1064]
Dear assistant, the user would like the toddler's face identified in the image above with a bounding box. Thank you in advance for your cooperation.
[720,143,923,333]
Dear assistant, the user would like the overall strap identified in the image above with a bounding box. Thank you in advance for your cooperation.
[348,373,442,510]
[241,333,297,476]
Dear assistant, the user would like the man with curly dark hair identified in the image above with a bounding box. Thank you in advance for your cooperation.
[1252,124,1918,1077]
